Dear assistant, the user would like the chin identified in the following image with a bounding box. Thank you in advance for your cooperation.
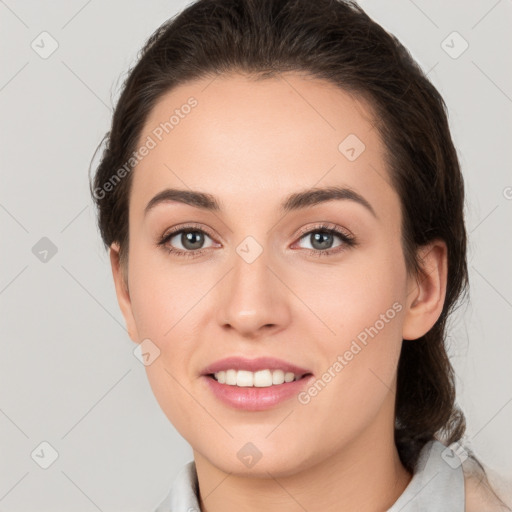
[196,438,319,479]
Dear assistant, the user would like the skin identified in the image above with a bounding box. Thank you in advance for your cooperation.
[109,72,448,512]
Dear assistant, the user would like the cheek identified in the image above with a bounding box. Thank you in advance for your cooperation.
[126,249,212,427]
[294,246,406,412]
[127,247,206,339]
[294,240,406,348]
[143,356,196,433]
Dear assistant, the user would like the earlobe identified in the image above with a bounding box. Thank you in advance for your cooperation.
[109,243,139,343]
[402,240,448,341]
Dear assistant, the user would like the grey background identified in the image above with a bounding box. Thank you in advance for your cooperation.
[1,0,511,510]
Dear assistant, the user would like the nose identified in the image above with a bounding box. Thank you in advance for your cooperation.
[215,246,291,338]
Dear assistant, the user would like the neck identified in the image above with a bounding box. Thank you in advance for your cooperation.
[193,414,412,512]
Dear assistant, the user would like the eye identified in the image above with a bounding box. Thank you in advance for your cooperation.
[292,223,357,257]
[157,224,218,259]
[157,222,357,259]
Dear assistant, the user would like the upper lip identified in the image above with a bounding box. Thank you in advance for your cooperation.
[201,356,313,376]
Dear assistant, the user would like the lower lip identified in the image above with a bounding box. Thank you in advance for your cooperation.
[201,374,314,411]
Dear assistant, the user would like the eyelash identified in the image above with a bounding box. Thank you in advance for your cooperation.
[157,222,357,259]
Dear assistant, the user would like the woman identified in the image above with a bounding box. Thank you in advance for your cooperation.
[90,0,511,510]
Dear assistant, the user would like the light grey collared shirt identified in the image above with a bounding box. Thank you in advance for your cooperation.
[154,440,464,511]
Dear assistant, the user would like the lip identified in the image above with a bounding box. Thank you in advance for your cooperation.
[200,356,314,411]
[201,373,315,411]
[200,356,312,376]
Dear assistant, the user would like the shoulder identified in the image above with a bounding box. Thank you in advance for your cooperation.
[463,457,512,512]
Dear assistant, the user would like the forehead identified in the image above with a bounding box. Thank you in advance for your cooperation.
[130,72,397,222]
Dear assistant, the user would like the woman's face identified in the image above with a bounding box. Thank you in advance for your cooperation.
[111,72,445,476]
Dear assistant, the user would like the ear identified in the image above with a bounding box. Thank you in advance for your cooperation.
[110,242,139,343]
[402,239,448,341]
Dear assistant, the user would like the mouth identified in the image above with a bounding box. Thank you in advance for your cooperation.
[206,369,313,387]
[202,370,315,411]
[200,356,314,410]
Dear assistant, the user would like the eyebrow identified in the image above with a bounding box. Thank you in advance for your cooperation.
[144,185,377,218]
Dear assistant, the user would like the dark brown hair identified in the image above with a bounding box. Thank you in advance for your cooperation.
[90,0,469,473]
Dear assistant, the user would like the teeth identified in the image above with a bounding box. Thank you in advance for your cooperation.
[212,369,301,387]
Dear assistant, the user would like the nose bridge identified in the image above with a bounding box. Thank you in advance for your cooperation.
[216,237,290,335]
